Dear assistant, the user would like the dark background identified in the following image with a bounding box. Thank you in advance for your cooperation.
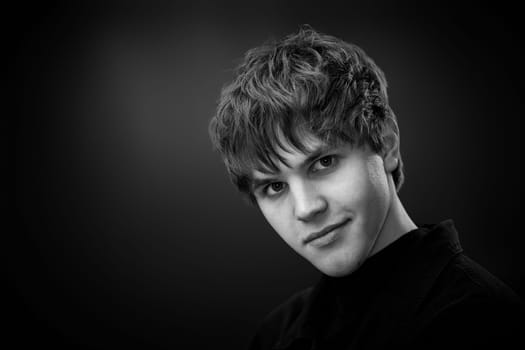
[11,1,523,349]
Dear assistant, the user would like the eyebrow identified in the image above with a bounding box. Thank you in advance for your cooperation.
[250,144,334,192]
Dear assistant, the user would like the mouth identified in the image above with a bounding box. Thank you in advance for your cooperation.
[303,218,351,246]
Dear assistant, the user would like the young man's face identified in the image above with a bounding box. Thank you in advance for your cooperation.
[252,134,396,277]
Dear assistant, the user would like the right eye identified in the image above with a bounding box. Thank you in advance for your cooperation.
[264,182,286,197]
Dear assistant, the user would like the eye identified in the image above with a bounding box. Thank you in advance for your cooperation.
[264,182,286,196]
[311,155,337,173]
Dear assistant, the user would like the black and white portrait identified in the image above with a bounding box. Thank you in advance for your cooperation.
[11,2,524,349]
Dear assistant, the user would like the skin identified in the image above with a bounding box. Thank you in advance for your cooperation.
[252,133,416,277]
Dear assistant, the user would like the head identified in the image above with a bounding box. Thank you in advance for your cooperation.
[209,26,407,276]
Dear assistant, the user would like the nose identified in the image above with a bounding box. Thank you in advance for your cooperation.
[292,181,328,222]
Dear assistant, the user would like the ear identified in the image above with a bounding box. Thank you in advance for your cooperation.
[382,130,400,174]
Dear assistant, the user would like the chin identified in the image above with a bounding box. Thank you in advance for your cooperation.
[314,258,362,277]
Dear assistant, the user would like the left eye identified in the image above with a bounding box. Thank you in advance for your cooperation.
[312,155,336,172]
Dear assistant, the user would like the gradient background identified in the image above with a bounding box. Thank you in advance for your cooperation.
[11,1,523,349]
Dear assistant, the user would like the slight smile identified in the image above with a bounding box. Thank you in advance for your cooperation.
[303,218,351,246]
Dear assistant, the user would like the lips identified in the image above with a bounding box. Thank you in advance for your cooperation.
[303,218,351,245]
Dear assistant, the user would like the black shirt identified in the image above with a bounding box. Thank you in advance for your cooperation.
[248,220,524,349]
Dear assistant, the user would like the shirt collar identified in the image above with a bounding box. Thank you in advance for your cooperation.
[273,219,463,349]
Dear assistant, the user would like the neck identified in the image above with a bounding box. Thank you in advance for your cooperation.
[369,180,417,258]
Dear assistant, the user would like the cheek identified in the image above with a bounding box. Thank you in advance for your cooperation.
[329,157,389,213]
[326,162,372,204]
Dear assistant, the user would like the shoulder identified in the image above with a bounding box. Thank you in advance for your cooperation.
[412,253,524,348]
[247,286,315,350]
[434,253,522,306]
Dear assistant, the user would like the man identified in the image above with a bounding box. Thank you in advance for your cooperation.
[208,27,523,349]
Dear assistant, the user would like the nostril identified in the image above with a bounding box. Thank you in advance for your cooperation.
[295,197,328,222]
[290,181,328,221]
